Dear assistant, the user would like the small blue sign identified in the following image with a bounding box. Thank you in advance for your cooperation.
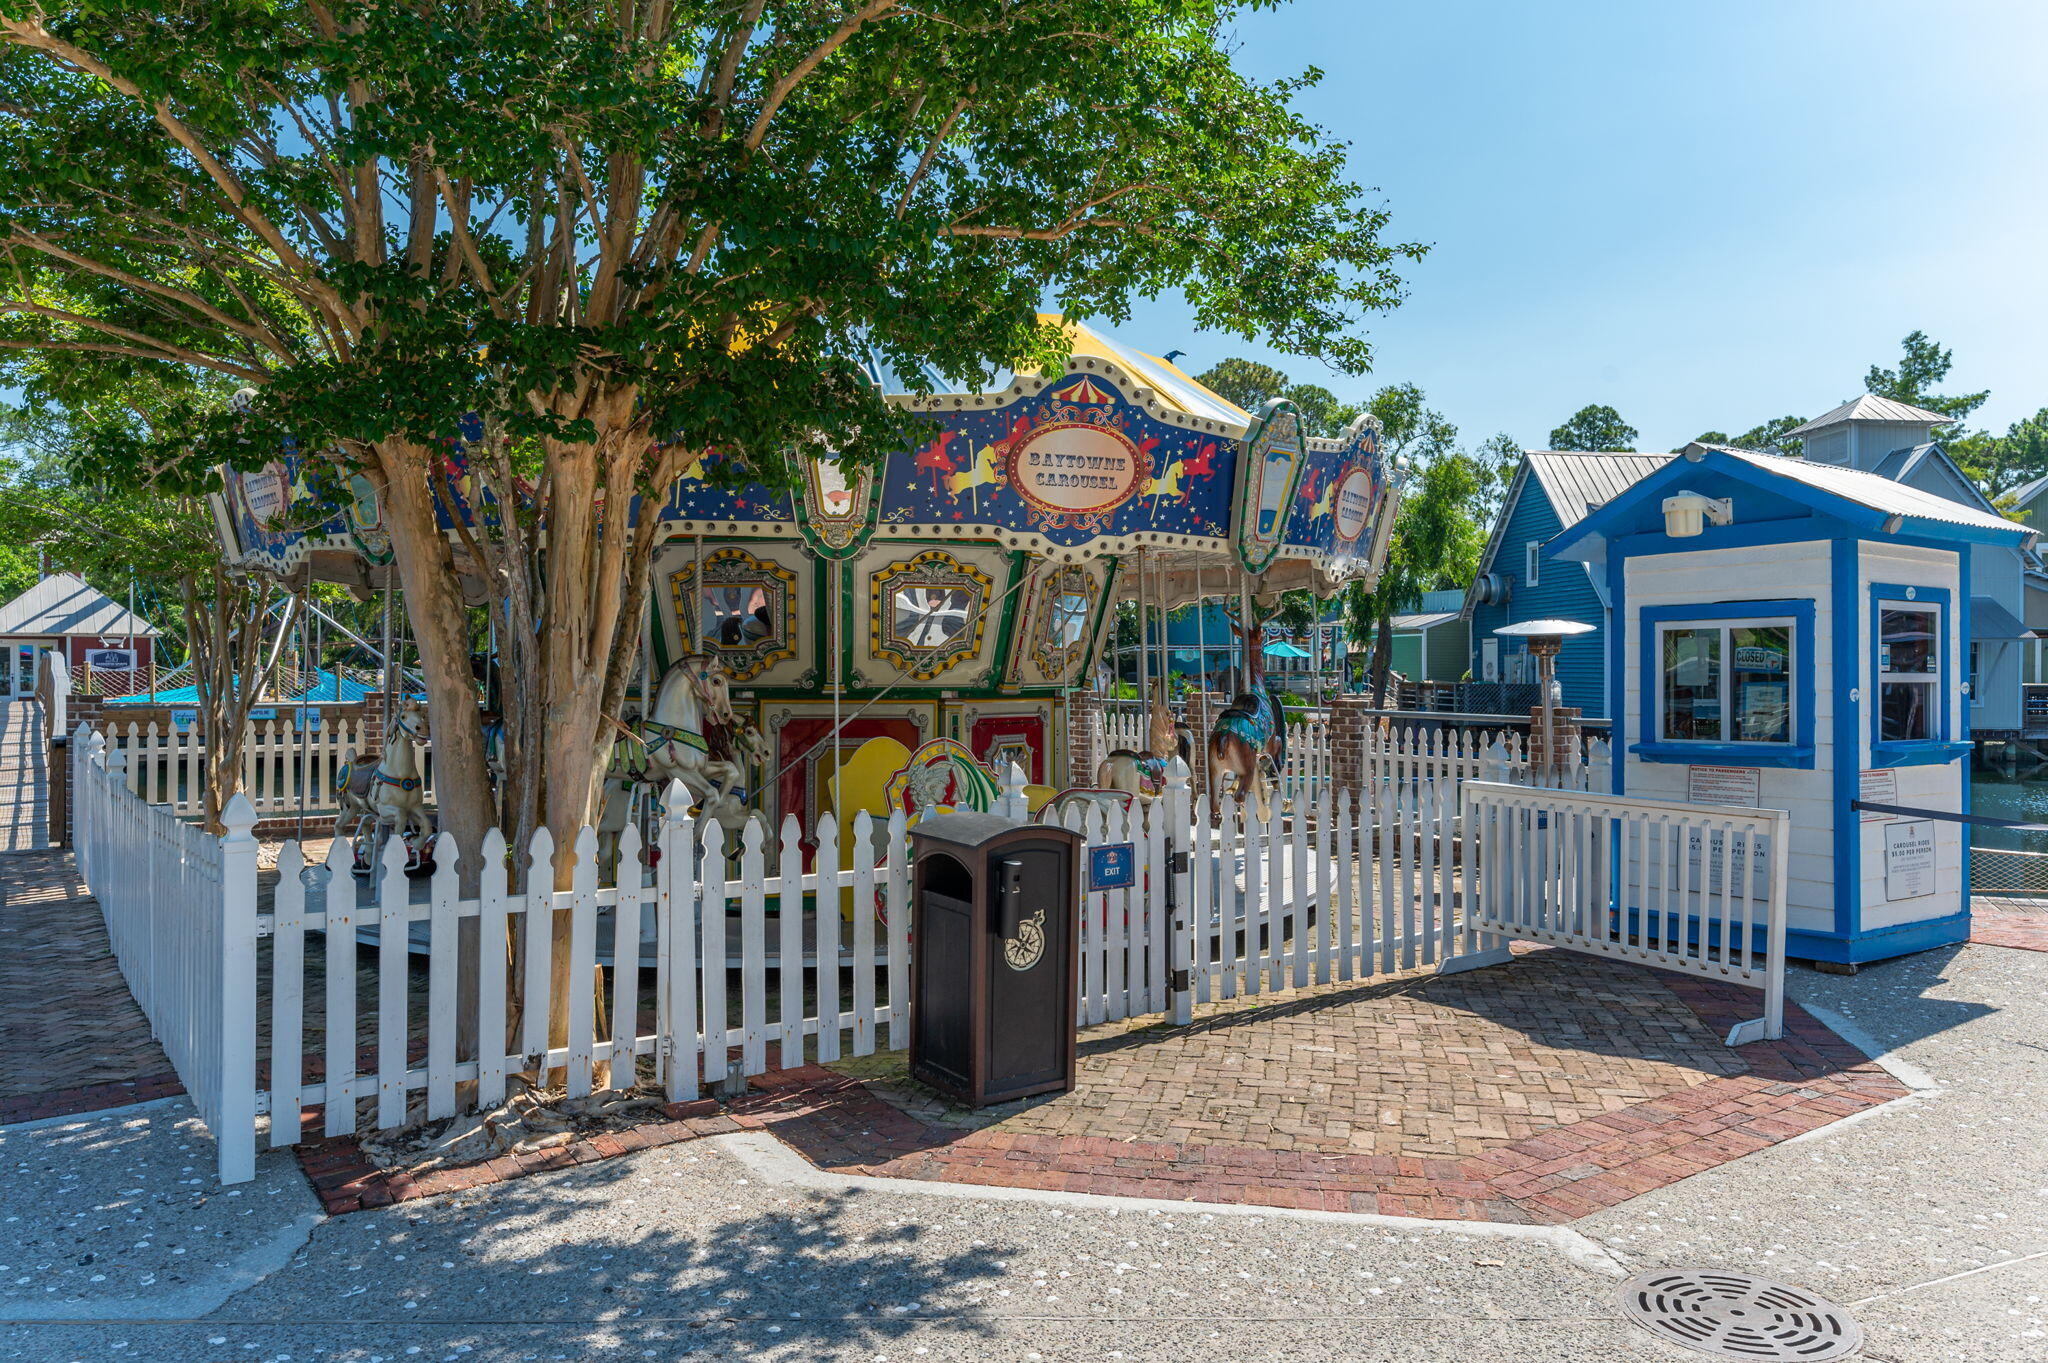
[248,707,277,722]
[1088,842,1137,892]
[292,707,322,729]
[170,708,197,732]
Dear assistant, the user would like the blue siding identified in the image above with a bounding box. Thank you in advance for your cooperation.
[1469,471,1611,716]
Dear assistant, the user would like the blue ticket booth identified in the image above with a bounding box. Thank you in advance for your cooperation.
[1548,444,2036,966]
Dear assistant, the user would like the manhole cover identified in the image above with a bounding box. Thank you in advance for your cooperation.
[1620,1269,1862,1359]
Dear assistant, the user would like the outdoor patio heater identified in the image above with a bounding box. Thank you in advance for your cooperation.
[1492,618,1595,785]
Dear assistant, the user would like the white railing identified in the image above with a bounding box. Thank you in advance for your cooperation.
[1454,781,1789,1044]
[98,715,427,818]
[73,726,259,1182]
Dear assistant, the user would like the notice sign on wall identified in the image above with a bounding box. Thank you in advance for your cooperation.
[1860,769,1899,823]
[1686,766,1764,895]
[1884,820,1938,901]
[1687,765,1761,808]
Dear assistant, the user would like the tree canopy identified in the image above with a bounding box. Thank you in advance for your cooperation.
[1864,330,1989,425]
[1193,357,1360,439]
[1693,414,1806,456]
[0,0,1423,856]
[1546,403,1637,452]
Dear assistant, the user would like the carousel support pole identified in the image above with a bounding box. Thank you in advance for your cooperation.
[1166,756,1193,1025]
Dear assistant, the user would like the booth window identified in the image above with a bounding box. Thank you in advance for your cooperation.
[1634,599,1815,767]
[1869,584,1963,764]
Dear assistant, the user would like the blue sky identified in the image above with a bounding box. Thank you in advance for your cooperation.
[1107,0,2048,452]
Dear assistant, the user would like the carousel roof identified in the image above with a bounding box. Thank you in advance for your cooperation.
[938,316,1250,428]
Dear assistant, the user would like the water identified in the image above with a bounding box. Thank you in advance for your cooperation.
[1970,758,2048,852]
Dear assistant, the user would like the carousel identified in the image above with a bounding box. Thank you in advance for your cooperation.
[213,317,1404,867]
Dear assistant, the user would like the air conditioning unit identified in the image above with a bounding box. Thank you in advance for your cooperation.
[1469,572,1509,605]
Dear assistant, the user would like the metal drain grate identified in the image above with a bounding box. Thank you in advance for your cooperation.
[1620,1269,1863,1359]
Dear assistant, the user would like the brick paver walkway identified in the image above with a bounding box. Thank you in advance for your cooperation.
[0,701,49,854]
[0,851,179,1123]
[1971,895,2048,953]
[731,949,1908,1224]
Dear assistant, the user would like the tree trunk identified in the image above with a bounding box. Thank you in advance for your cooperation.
[1368,611,1394,709]
[377,448,497,876]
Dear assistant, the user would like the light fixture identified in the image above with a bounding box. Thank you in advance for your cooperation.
[1661,492,1733,538]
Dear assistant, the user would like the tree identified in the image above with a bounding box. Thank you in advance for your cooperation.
[1864,330,1988,425]
[1693,415,1807,456]
[1194,358,1360,439]
[1,2,1413,846]
[1959,408,2048,501]
[1343,451,1482,705]
[1468,431,1520,523]
[1340,383,1483,704]
[1547,404,1637,452]
[0,2,1416,1053]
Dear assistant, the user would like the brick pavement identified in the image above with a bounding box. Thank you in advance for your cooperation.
[728,949,1908,1224]
[1970,896,2048,953]
[0,849,180,1123]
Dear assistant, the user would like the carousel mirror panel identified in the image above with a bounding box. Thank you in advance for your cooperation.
[668,546,798,682]
[1030,564,1098,684]
[866,549,997,682]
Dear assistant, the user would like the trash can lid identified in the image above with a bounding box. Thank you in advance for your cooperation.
[906,808,1031,851]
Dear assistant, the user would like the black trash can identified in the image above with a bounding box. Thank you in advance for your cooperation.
[908,810,1082,1106]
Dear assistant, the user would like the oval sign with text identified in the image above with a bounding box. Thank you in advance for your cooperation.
[1005,421,1149,519]
[1333,466,1380,545]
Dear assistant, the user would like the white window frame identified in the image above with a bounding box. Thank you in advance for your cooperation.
[1654,615,1798,746]
[1875,598,1942,743]
[1524,540,1541,587]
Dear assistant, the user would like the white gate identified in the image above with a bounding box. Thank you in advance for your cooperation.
[1452,780,1789,1044]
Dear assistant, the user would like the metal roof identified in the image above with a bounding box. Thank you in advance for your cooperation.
[1969,597,2034,641]
[1713,447,2029,537]
[1524,451,1676,528]
[1784,395,1956,438]
[0,573,160,639]
[2008,474,2048,510]
[1391,610,1461,631]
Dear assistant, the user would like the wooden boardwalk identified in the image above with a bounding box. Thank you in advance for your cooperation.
[0,701,49,854]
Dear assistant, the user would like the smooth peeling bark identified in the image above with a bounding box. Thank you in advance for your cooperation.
[375,447,497,873]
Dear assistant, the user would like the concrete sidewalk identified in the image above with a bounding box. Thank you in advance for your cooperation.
[2,943,2043,1362]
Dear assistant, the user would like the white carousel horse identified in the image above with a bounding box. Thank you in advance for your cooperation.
[639,655,751,827]
[1097,681,1192,802]
[336,697,434,868]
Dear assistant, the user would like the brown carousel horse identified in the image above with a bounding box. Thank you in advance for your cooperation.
[1208,660,1286,823]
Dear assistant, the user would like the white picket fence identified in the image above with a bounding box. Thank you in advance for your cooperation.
[74,719,1782,1187]
[1455,781,1789,1043]
[96,715,431,817]
[72,730,257,1179]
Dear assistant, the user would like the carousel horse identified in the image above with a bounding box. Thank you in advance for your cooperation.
[639,655,750,827]
[336,697,435,869]
[1097,681,1192,802]
[1209,668,1286,823]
